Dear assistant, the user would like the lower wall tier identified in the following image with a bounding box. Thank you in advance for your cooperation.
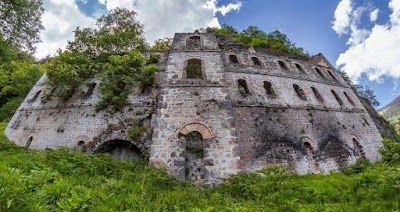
[233,107,383,174]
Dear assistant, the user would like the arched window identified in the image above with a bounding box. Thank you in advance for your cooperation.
[25,136,33,148]
[186,58,203,79]
[303,141,319,173]
[327,71,338,80]
[251,57,262,66]
[264,81,276,96]
[311,87,324,103]
[182,131,205,182]
[343,92,355,106]
[229,55,239,64]
[77,141,86,152]
[84,83,96,97]
[295,63,305,73]
[331,90,344,106]
[29,90,42,103]
[278,60,289,70]
[352,138,366,159]
[315,67,324,77]
[187,36,201,48]
[238,79,250,95]
[293,84,307,100]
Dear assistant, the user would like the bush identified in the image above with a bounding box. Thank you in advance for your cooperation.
[380,138,400,164]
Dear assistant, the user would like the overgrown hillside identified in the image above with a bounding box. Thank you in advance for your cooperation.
[379,96,400,133]
[1,121,400,211]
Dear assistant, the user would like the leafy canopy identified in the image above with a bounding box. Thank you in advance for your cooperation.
[67,8,148,58]
[151,37,173,51]
[213,25,309,57]
[0,0,44,53]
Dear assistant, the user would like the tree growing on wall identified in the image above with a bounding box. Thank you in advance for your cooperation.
[151,38,173,51]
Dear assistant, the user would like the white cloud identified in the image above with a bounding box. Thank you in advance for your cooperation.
[335,0,400,82]
[99,0,242,44]
[332,0,353,35]
[370,8,379,22]
[35,0,96,58]
[34,0,241,59]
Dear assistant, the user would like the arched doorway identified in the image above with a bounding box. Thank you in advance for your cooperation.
[301,138,319,174]
[95,140,144,161]
[180,131,205,182]
[177,123,213,183]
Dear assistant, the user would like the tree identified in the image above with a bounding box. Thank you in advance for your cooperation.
[0,0,44,53]
[356,85,380,108]
[151,38,172,51]
[67,8,148,58]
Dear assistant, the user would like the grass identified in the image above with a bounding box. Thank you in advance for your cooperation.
[1,121,400,211]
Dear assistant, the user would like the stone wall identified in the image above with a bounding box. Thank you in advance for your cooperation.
[5,31,383,185]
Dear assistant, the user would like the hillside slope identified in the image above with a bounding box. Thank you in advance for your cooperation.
[379,96,400,134]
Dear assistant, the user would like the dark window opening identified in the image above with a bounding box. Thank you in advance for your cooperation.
[77,141,86,152]
[293,84,307,100]
[187,36,201,48]
[25,136,33,148]
[295,63,305,73]
[327,71,338,80]
[263,81,276,96]
[278,60,288,70]
[343,92,355,106]
[96,140,144,161]
[315,67,324,77]
[229,55,239,64]
[84,82,96,97]
[29,90,42,103]
[311,87,324,103]
[183,131,205,182]
[251,57,262,66]
[304,142,319,172]
[186,58,203,79]
[238,79,250,95]
[352,138,366,159]
[331,90,344,106]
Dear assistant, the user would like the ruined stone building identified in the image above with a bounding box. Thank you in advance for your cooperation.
[5,31,383,184]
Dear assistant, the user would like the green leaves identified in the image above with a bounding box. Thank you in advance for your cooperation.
[0,0,44,53]
[214,25,310,57]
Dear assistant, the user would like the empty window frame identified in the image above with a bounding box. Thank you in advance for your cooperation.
[263,81,276,96]
[327,70,338,80]
[237,79,250,95]
[343,92,355,106]
[186,58,203,79]
[295,63,305,73]
[311,87,324,103]
[251,57,262,66]
[29,90,42,103]
[315,67,325,77]
[293,84,307,100]
[25,136,33,148]
[186,36,201,48]
[331,90,344,106]
[229,55,239,64]
[278,60,289,70]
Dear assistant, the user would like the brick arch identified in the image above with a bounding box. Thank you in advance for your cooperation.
[177,123,213,139]
[300,137,317,149]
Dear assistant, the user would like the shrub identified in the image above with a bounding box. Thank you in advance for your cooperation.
[380,138,400,164]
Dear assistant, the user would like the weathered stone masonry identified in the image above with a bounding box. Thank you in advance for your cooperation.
[5,31,383,184]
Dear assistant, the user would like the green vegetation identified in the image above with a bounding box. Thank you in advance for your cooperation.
[128,126,147,141]
[213,25,309,57]
[151,37,173,51]
[45,9,159,111]
[1,121,399,211]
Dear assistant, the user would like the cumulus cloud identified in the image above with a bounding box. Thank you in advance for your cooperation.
[34,0,241,58]
[335,0,400,82]
[332,0,353,35]
[35,0,96,58]
[370,8,379,22]
[100,0,242,44]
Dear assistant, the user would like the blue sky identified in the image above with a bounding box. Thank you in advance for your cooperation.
[36,0,400,108]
